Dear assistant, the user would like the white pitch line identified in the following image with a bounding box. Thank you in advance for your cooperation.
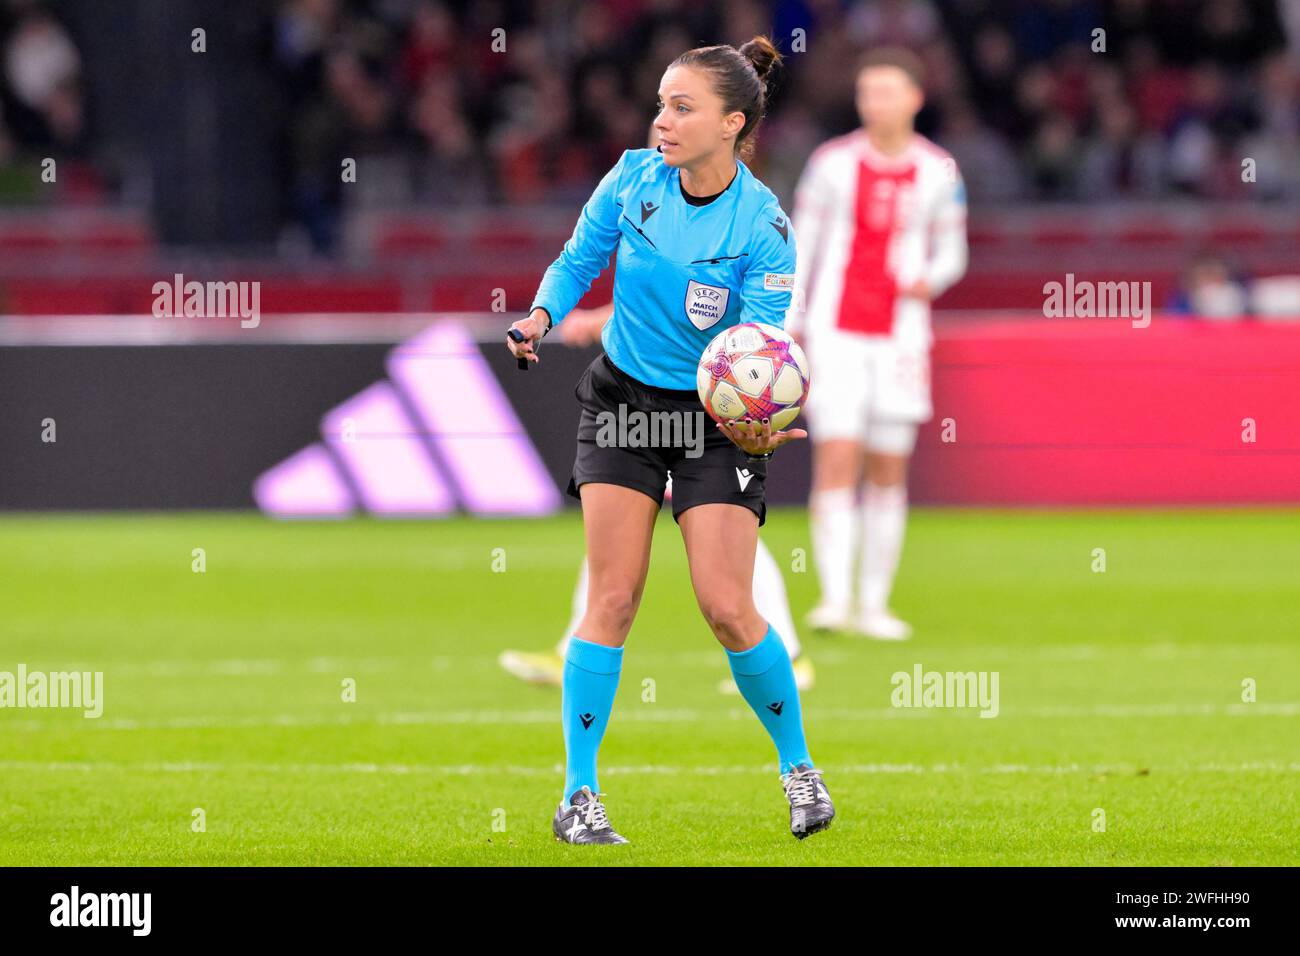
[0,760,1298,776]
[2,657,461,678]
[2,701,1298,733]
[9,642,1296,679]
[0,709,699,731]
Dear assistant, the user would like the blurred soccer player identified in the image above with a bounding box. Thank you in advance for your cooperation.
[508,37,834,845]
[499,301,814,695]
[787,48,968,640]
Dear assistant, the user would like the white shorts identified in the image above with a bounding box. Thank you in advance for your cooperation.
[803,331,931,452]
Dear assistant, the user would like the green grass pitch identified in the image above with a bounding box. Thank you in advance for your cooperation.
[1,508,1297,866]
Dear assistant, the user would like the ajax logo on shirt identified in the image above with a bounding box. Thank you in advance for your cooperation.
[685,280,730,330]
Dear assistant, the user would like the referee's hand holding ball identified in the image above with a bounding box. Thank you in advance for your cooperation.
[717,417,807,459]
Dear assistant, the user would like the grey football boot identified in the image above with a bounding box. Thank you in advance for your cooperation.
[781,764,835,839]
[552,785,629,845]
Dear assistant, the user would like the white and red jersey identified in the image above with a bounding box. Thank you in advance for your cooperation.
[785,130,968,348]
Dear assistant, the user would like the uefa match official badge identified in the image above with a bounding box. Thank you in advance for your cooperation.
[685,279,730,330]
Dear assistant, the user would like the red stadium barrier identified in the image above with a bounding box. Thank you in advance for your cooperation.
[0,205,1295,315]
[912,318,1300,505]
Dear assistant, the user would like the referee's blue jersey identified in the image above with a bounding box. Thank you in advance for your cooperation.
[531,148,797,391]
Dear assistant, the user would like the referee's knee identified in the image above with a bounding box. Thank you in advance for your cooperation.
[586,585,640,637]
[695,592,759,648]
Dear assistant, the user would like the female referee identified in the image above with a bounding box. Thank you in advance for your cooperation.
[507,36,834,845]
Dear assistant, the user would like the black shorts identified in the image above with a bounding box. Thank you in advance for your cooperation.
[566,353,768,526]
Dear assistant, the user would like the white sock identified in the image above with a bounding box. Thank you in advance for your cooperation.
[859,482,908,614]
[810,486,858,612]
[555,558,589,656]
[752,537,801,659]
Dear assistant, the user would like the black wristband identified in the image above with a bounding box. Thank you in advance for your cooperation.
[746,450,775,464]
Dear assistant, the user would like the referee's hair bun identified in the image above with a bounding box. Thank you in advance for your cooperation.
[739,35,781,84]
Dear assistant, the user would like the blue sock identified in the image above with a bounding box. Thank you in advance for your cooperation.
[725,624,812,774]
[561,635,623,802]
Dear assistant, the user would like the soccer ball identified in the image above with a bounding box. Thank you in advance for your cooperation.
[696,322,810,431]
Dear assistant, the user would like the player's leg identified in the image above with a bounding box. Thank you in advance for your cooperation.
[678,501,833,838]
[719,536,813,694]
[856,438,914,639]
[856,433,914,639]
[753,537,801,659]
[804,333,871,630]
[559,557,588,655]
[497,557,587,685]
[807,438,863,629]
[853,334,928,640]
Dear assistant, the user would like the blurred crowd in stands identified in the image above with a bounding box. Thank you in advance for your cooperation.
[0,0,98,202]
[0,0,1297,254]
[263,0,1298,224]
[284,0,1300,251]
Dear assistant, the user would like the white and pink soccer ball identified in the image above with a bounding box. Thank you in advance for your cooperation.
[696,322,810,431]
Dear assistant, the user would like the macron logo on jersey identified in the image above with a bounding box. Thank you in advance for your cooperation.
[736,467,754,491]
[640,200,659,224]
[770,217,789,242]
